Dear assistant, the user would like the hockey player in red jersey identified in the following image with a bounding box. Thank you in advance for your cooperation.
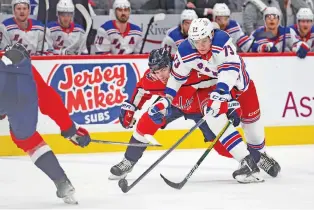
[0,44,91,204]
[109,48,266,183]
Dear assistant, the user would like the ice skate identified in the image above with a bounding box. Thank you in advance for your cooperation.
[54,177,78,205]
[258,152,281,177]
[232,155,264,183]
[109,158,135,180]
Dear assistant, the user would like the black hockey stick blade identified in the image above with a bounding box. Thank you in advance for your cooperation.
[160,174,186,190]
[160,119,231,190]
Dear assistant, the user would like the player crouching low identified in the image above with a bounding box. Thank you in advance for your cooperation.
[110,48,265,184]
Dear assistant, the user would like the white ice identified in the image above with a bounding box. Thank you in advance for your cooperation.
[0,145,313,209]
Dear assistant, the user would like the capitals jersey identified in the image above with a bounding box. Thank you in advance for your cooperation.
[289,24,314,51]
[47,21,88,55]
[223,20,253,52]
[94,20,143,54]
[161,26,187,55]
[131,70,216,114]
[165,29,250,99]
[0,18,52,55]
[251,26,301,52]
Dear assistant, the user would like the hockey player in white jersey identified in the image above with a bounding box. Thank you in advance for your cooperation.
[251,7,310,58]
[0,0,52,55]
[94,0,143,54]
[149,18,281,182]
[47,0,88,55]
[212,3,253,52]
[161,9,198,55]
[290,8,314,51]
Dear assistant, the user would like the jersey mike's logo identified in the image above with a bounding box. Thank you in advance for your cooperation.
[47,63,139,125]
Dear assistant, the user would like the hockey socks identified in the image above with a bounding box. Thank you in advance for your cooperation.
[124,136,147,162]
[32,148,66,181]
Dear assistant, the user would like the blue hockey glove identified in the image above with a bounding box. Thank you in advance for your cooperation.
[148,97,172,124]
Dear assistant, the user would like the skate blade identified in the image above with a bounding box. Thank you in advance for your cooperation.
[108,173,128,180]
[235,173,265,184]
[62,195,78,205]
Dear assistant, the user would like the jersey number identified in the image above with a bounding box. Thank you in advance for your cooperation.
[95,36,104,45]
[224,45,234,56]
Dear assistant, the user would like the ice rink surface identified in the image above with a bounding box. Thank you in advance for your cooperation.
[0,145,313,210]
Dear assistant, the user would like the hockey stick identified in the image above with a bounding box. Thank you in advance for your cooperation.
[139,13,165,54]
[40,0,49,55]
[118,116,207,193]
[160,119,232,190]
[91,139,161,147]
[281,4,287,53]
[75,4,92,55]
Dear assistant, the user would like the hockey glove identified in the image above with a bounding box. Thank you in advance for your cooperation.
[119,101,137,129]
[258,42,274,52]
[148,97,172,124]
[0,115,6,120]
[205,90,230,117]
[296,42,309,59]
[270,46,278,52]
[227,100,242,127]
[61,123,91,147]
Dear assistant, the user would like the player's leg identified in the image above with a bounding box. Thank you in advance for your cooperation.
[7,75,77,204]
[203,113,264,183]
[32,66,74,132]
[187,113,233,158]
[109,106,184,180]
[237,80,281,177]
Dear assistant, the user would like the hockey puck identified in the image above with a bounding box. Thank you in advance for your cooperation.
[118,179,128,193]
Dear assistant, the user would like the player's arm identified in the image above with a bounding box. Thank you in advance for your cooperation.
[36,26,53,55]
[250,29,274,52]
[78,29,89,55]
[214,39,241,93]
[94,27,111,54]
[119,74,153,129]
[289,28,310,58]
[204,39,242,118]
[233,22,253,52]
[134,31,143,54]
[161,36,177,55]
[164,50,194,100]
[0,24,12,50]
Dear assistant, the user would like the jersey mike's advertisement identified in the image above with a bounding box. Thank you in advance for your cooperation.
[47,63,140,125]
[0,55,313,156]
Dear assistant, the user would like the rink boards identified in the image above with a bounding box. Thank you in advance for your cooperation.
[0,53,314,156]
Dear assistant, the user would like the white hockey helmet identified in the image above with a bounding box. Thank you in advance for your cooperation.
[180,9,198,23]
[11,0,30,8]
[296,8,314,21]
[11,0,30,15]
[56,0,75,15]
[212,3,231,20]
[263,7,281,21]
[188,18,214,43]
[113,0,131,10]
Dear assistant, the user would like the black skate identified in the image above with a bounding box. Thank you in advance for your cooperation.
[232,155,264,184]
[258,152,281,177]
[109,158,135,180]
[54,177,78,205]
